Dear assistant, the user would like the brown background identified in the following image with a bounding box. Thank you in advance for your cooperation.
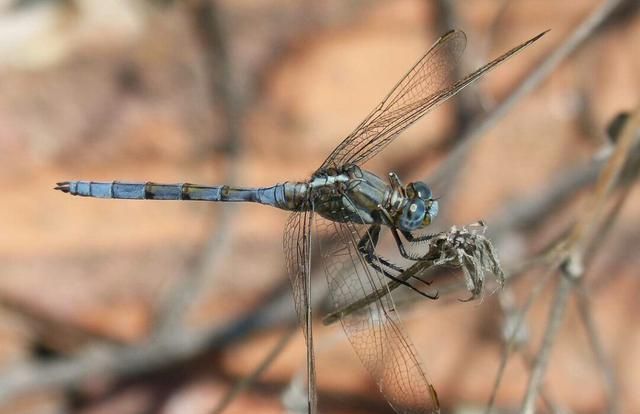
[0,1,639,413]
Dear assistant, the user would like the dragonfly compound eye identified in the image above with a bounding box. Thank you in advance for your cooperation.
[408,181,432,200]
[398,199,426,231]
[423,199,439,226]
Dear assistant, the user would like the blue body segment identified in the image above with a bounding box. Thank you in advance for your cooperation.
[56,180,306,211]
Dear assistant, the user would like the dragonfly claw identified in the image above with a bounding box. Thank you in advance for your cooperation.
[54,182,71,192]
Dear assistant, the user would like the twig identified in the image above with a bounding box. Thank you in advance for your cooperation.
[518,102,640,413]
[210,326,297,414]
[575,286,619,414]
[564,116,640,256]
[432,0,482,133]
[429,0,628,200]
[484,265,555,414]
[519,269,573,414]
[486,160,600,238]
[0,288,298,403]
[520,349,563,414]
[568,114,640,414]
[154,0,245,336]
[588,160,640,291]
[489,102,640,413]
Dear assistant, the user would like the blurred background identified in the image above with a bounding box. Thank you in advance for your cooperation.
[0,0,639,413]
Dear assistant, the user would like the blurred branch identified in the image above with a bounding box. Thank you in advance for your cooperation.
[519,105,640,413]
[519,269,573,414]
[154,0,245,336]
[484,267,555,414]
[432,0,482,134]
[484,107,640,413]
[576,286,620,414]
[520,350,563,413]
[0,285,299,402]
[569,113,639,414]
[564,114,640,255]
[486,161,599,238]
[0,295,115,351]
[210,326,297,414]
[429,0,629,202]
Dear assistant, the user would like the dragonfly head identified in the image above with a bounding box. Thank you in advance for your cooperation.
[396,181,439,232]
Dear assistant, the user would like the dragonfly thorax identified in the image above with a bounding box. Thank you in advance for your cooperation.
[308,166,438,231]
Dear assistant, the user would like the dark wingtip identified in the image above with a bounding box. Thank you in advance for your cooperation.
[534,29,551,41]
[54,182,70,193]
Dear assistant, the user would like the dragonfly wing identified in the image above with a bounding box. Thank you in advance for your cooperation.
[320,29,547,170]
[320,29,466,170]
[284,210,317,414]
[316,206,439,413]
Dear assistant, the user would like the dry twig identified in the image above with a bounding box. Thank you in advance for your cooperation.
[154,0,245,336]
[519,103,639,413]
[429,0,628,202]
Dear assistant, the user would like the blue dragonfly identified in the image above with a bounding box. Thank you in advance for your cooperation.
[57,29,546,414]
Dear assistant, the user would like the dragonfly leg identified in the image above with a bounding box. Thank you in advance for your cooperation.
[358,225,438,300]
[391,227,427,261]
[375,203,434,261]
[401,229,438,243]
[376,204,439,290]
[387,172,405,195]
[389,227,447,291]
[357,225,403,272]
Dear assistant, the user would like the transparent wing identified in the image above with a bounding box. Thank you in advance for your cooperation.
[320,29,547,170]
[316,208,439,413]
[319,29,466,170]
[283,211,317,414]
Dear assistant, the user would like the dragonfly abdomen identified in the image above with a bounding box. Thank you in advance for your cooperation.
[55,180,310,211]
[56,181,223,200]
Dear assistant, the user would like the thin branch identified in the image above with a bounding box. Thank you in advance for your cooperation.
[429,0,628,200]
[520,350,563,414]
[575,286,619,414]
[588,157,640,291]
[486,160,600,238]
[484,266,556,414]
[432,0,482,133]
[489,101,640,413]
[154,0,245,336]
[568,117,640,414]
[0,287,298,403]
[557,52,638,253]
[519,102,640,413]
[519,270,573,414]
[210,326,297,414]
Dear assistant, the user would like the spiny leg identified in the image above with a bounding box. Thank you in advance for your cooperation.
[372,204,436,289]
[401,229,438,243]
[358,225,403,272]
[358,225,438,300]
[375,203,437,260]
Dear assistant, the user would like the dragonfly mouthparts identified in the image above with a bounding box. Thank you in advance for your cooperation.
[54,182,71,193]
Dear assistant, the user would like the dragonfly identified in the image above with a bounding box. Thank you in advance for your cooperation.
[56,29,546,414]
